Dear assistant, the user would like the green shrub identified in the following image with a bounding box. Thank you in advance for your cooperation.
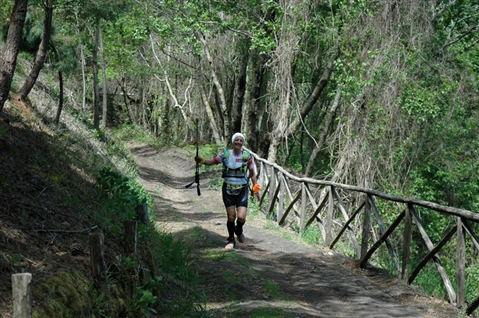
[95,166,151,233]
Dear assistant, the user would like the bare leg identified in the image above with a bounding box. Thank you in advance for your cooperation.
[236,206,247,223]
[235,206,247,242]
[226,206,237,222]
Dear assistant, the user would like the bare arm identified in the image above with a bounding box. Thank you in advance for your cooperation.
[195,156,216,166]
[249,167,258,185]
[249,166,261,201]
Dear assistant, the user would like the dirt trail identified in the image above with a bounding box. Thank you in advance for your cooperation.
[129,143,460,318]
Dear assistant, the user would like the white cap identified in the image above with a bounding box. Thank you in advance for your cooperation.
[231,132,245,144]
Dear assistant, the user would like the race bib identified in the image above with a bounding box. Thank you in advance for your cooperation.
[226,184,243,195]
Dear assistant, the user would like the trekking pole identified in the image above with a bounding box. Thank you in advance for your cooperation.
[194,120,201,196]
[185,119,201,196]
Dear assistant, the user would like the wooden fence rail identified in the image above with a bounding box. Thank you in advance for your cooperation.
[248,148,479,315]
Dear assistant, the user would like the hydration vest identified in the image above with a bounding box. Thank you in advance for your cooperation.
[222,149,251,179]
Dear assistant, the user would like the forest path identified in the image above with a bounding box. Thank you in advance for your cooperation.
[129,143,459,318]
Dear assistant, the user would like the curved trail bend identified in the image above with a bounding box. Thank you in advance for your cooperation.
[130,143,458,318]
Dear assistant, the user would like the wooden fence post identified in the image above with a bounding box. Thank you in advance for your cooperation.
[456,217,466,308]
[267,166,276,216]
[402,204,412,280]
[124,219,139,299]
[325,186,334,246]
[12,273,32,318]
[137,203,149,227]
[124,220,138,255]
[89,231,108,296]
[299,183,306,231]
[360,194,371,260]
[259,161,268,195]
[277,173,284,224]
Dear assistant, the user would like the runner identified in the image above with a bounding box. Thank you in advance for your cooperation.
[195,132,261,250]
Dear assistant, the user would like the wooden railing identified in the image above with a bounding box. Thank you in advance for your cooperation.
[248,149,479,315]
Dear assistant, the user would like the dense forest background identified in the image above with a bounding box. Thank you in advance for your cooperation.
[5,0,478,206]
[1,0,479,314]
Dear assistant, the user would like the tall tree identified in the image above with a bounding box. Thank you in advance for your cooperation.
[92,22,100,129]
[61,0,131,129]
[99,23,107,129]
[50,43,64,125]
[0,0,28,112]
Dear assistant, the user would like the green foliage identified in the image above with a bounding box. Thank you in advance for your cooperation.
[5,10,43,55]
[413,262,450,300]
[146,228,207,316]
[51,39,79,73]
[248,196,261,217]
[75,0,133,22]
[408,108,479,213]
[33,272,93,318]
[250,23,277,55]
[300,225,323,246]
[102,4,151,80]
[465,261,479,304]
[263,279,286,299]
[91,167,207,316]
[0,0,13,28]
[110,124,160,146]
[249,307,289,318]
[95,166,150,233]
[97,166,145,203]
[131,288,158,314]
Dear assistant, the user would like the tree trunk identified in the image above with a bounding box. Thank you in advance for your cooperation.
[246,2,277,156]
[287,49,339,138]
[92,23,101,129]
[50,43,64,126]
[18,0,53,101]
[266,0,301,163]
[120,77,137,126]
[55,70,64,125]
[199,78,222,144]
[162,85,170,143]
[232,39,250,134]
[246,50,267,155]
[0,0,28,113]
[99,25,108,129]
[267,45,338,164]
[305,88,341,176]
[80,44,86,112]
[197,32,230,143]
[149,36,192,132]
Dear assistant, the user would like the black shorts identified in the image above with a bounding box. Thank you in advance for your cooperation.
[222,183,248,208]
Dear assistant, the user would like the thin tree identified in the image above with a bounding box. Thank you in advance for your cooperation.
[304,88,341,176]
[99,24,108,129]
[92,22,101,129]
[0,0,28,113]
[49,43,64,126]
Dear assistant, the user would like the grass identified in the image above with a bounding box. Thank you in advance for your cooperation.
[300,225,323,246]
[263,280,287,300]
[250,307,289,318]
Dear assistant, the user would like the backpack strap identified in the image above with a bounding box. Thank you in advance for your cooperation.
[222,149,250,178]
[242,150,250,162]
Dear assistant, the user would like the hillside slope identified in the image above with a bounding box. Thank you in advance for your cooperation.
[0,97,107,316]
